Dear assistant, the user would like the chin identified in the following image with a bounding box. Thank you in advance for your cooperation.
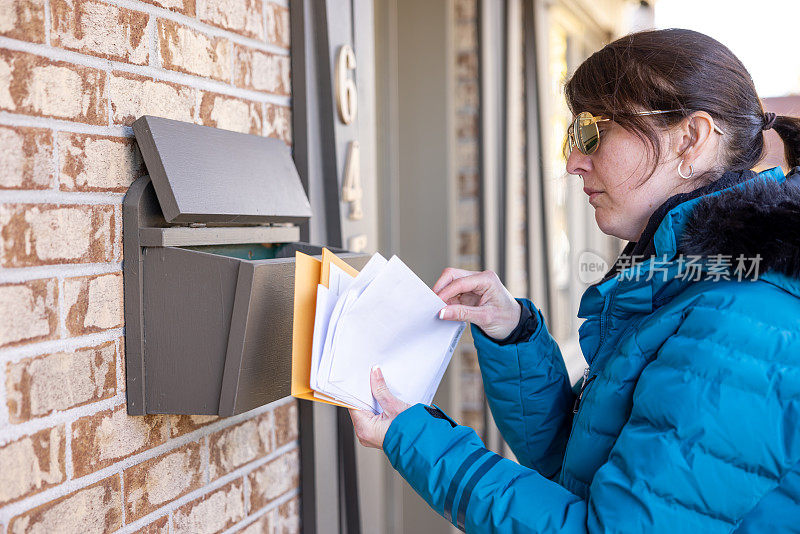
[593,209,614,236]
[593,210,627,240]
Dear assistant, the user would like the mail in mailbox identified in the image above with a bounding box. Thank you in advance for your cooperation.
[291,248,466,413]
[123,116,369,416]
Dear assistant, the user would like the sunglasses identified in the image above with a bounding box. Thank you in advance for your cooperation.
[566,109,727,156]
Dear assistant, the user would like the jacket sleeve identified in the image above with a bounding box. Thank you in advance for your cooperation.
[383,302,800,533]
[471,298,575,476]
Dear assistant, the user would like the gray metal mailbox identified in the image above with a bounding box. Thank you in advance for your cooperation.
[123,115,368,416]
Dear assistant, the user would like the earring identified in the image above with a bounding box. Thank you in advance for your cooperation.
[678,158,694,179]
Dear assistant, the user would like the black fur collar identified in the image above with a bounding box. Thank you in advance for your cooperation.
[680,169,800,279]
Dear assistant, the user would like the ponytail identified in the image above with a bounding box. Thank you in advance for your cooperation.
[771,115,800,168]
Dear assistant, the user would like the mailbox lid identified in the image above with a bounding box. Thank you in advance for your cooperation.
[133,115,312,224]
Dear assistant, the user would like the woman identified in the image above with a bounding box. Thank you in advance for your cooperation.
[350,28,800,532]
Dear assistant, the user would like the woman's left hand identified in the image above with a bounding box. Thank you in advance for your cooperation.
[349,367,411,449]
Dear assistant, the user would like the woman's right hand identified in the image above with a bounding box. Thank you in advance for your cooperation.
[433,268,521,340]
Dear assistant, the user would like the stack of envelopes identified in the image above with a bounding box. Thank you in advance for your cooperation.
[291,249,466,413]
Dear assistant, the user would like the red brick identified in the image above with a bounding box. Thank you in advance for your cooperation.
[6,341,116,423]
[455,0,476,21]
[0,204,115,267]
[123,441,204,521]
[209,411,273,480]
[63,272,123,336]
[0,426,65,506]
[456,50,478,80]
[274,401,297,448]
[0,0,46,43]
[158,19,231,82]
[8,475,122,534]
[110,71,196,126]
[460,347,480,372]
[264,2,289,48]
[0,125,53,190]
[458,170,479,198]
[62,275,121,335]
[247,449,299,511]
[264,103,291,144]
[197,0,263,40]
[59,132,143,192]
[0,279,58,348]
[172,479,245,534]
[200,92,262,135]
[132,515,169,534]
[0,49,106,125]
[234,46,290,95]
[140,0,195,16]
[276,497,300,534]
[51,0,150,64]
[458,230,480,256]
[72,405,169,477]
[169,414,219,438]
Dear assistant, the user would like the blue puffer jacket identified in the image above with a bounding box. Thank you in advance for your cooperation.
[382,166,800,532]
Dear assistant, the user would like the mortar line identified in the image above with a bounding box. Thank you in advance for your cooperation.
[0,112,133,137]
[0,189,126,205]
[0,328,125,366]
[0,262,121,285]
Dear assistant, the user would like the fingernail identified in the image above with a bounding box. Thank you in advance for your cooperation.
[371,365,380,375]
[438,308,446,320]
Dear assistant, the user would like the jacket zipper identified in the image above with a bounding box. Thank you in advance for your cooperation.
[573,367,595,414]
[570,287,615,416]
[560,286,618,479]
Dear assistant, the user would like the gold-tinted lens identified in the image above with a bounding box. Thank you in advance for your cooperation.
[576,111,600,155]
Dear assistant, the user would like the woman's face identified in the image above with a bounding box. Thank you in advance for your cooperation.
[566,119,693,242]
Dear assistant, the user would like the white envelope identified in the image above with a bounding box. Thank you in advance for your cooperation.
[310,285,360,409]
[313,255,390,410]
[325,255,465,412]
[310,262,356,391]
[316,290,372,409]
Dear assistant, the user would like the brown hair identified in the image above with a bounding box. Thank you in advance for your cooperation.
[564,28,800,184]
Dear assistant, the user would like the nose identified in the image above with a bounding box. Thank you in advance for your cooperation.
[566,147,592,177]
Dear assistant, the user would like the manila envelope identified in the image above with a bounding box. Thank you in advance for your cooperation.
[291,249,359,408]
[321,247,360,285]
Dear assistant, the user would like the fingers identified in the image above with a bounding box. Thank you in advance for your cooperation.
[439,303,486,325]
[432,267,475,294]
[436,271,494,304]
[370,367,407,417]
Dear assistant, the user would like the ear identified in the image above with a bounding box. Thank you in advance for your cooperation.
[675,111,717,164]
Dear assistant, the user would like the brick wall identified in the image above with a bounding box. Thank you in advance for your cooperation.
[452,0,484,436]
[0,0,299,532]
[452,0,529,441]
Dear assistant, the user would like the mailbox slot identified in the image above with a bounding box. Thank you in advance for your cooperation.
[123,116,368,416]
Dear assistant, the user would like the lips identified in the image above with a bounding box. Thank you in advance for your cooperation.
[583,187,603,196]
